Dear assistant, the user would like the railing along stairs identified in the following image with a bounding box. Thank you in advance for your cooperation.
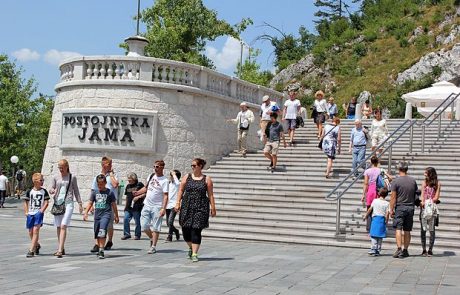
[325,92,460,236]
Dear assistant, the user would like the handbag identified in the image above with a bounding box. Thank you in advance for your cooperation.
[318,125,337,150]
[51,174,72,216]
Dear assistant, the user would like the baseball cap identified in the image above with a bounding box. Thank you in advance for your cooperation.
[262,95,270,102]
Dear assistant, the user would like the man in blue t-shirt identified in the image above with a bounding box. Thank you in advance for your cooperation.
[84,174,119,259]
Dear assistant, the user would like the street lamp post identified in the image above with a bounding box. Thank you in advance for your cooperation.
[10,156,19,198]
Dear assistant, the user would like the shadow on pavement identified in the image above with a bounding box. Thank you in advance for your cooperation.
[199,257,234,261]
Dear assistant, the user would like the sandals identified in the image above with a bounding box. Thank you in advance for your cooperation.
[54,249,65,257]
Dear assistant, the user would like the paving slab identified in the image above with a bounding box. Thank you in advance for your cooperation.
[0,201,459,295]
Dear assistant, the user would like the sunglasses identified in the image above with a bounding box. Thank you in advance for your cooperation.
[154,165,164,168]
[191,164,198,168]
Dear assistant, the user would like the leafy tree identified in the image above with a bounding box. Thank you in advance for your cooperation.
[234,49,273,87]
[140,0,244,68]
[0,55,54,176]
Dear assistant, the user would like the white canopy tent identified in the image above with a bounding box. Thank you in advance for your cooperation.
[402,81,460,118]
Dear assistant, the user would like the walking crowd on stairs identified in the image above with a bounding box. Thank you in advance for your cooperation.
[10,84,444,263]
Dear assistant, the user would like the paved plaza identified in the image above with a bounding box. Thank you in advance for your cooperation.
[0,200,459,295]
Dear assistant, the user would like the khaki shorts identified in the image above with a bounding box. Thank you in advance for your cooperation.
[264,141,280,155]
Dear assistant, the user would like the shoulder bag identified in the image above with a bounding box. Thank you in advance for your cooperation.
[318,125,337,150]
[51,174,72,216]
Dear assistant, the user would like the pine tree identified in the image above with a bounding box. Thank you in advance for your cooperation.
[314,0,360,21]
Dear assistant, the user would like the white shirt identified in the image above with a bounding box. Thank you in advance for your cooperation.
[144,174,169,207]
[371,119,388,136]
[314,99,328,113]
[167,177,180,209]
[370,198,389,217]
[25,188,50,215]
[0,175,8,190]
[261,101,277,120]
[284,99,301,119]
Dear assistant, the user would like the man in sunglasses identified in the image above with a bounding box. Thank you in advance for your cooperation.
[133,160,169,254]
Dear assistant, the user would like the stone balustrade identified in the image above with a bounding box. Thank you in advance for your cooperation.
[57,56,283,105]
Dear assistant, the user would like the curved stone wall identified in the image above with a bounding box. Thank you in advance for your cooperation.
[42,56,284,200]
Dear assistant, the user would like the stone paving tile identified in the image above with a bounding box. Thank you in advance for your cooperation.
[1,203,460,295]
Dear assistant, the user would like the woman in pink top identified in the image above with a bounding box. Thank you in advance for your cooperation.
[420,167,441,257]
[362,156,383,232]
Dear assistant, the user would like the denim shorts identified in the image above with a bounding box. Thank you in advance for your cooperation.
[94,216,111,238]
[393,205,415,231]
[141,205,163,232]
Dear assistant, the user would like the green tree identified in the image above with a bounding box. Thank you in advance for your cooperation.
[234,49,273,87]
[140,0,242,68]
[314,0,353,21]
[0,55,54,176]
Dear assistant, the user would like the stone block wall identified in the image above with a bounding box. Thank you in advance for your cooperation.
[42,84,263,200]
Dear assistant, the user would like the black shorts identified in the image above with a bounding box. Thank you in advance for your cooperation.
[94,216,111,239]
[393,205,415,231]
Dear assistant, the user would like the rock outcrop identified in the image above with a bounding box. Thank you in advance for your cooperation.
[269,54,332,89]
[396,43,460,85]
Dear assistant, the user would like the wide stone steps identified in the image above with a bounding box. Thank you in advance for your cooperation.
[202,119,460,251]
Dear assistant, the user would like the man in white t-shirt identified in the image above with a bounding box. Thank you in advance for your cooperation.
[283,90,301,145]
[0,170,9,208]
[227,102,255,156]
[134,160,169,254]
[260,95,279,143]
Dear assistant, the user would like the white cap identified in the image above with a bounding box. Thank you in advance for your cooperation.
[262,95,270,102]
[240,102,247,107]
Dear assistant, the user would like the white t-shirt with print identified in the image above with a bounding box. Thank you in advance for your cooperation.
[144,174,169,207]
[284,99,301,119]
[370,198,389,217]
[24,188,50,215]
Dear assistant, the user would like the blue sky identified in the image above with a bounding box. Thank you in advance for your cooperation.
[1,0,323,96]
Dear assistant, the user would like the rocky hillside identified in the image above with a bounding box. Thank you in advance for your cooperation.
[271,1,460,118]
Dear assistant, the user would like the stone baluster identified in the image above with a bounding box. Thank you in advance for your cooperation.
[122,63,128,80]
[86,62,94,80]
[152,65,159,82]
[107,63,114,79]
[161,66,167,82]
[114,62,122,80]
[99,62,107,79]
[92,62,100,80]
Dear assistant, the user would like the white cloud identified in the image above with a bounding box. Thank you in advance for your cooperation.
[11,48,40,62]
[206,37,248,73]
[44,49,82,65]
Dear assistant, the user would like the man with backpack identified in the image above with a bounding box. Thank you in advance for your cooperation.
[15,166,26,199]
[263,113,287,171]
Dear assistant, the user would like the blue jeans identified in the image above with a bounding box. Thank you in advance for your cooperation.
[352,146,366,175]
[123,210,141,238]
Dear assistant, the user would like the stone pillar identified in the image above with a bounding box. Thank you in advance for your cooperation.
[355,103,362,120]
[125,35,148,57]
[199,67,208,89]
[72,61,85,80]
[405,102,413,120]
[456,99,460,120]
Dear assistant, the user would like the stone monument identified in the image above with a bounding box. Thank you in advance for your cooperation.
[41,37,284,199]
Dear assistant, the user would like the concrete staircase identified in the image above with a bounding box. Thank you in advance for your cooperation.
[57,119,460,252]
[203,119,460,252]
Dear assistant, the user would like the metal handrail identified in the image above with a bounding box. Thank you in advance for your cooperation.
[325,91,459,235]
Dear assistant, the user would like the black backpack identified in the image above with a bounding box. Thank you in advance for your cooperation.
[16,170,24,182]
